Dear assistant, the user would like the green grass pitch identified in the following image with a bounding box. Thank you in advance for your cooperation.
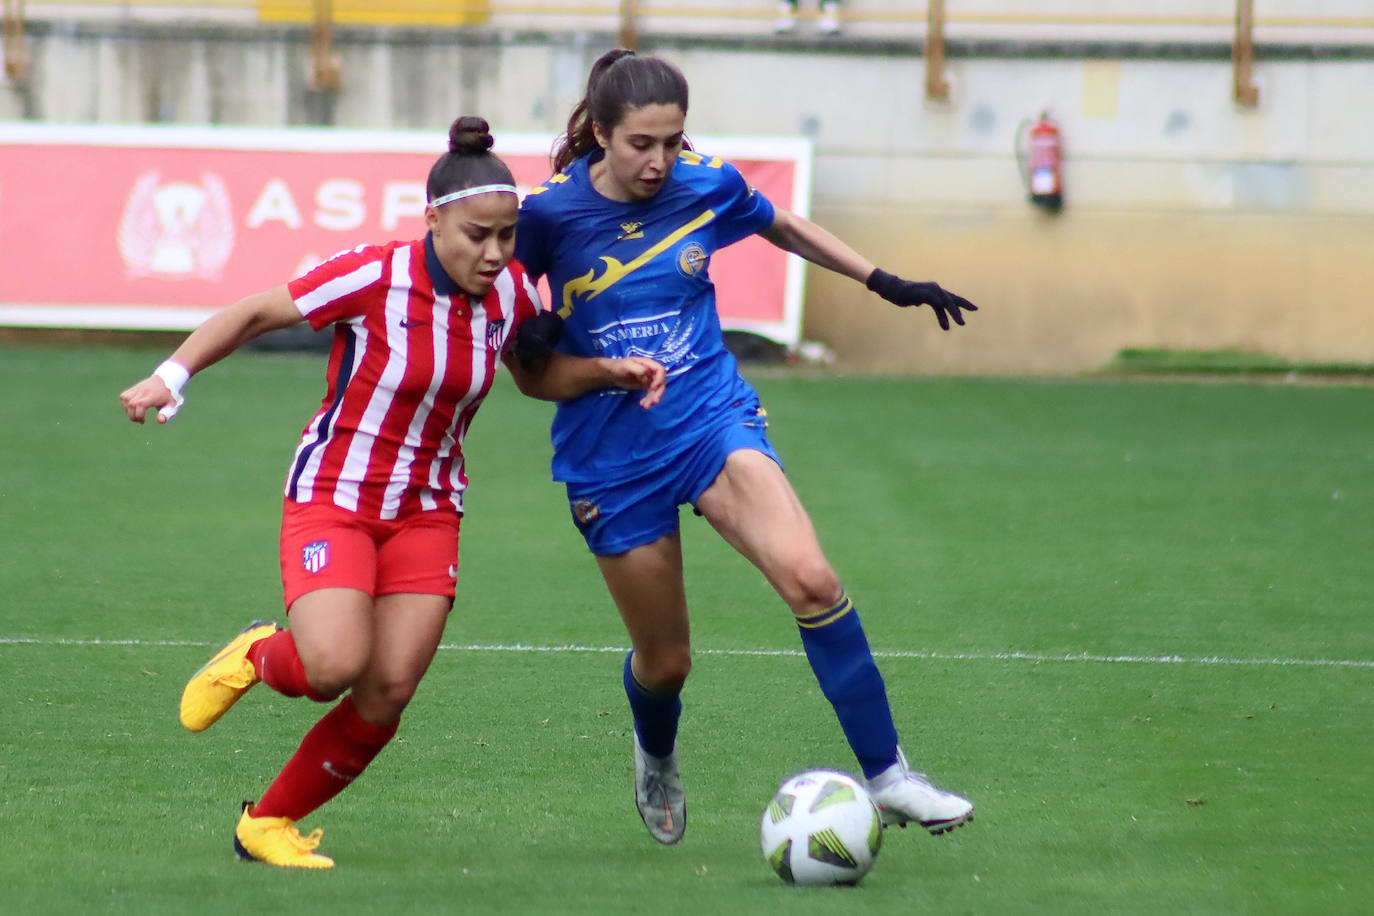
[1,343,1370,914]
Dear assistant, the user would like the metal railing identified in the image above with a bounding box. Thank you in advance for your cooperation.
[7,0,1374,30]
[4,1,1371,101]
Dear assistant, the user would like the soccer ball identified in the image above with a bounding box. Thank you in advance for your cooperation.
[760,769,883,886]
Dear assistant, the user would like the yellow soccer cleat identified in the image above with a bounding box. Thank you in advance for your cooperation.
[234,802,335,869]
[179,620,279,733]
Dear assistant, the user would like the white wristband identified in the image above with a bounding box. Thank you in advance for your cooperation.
[153,359,190,421]
[154,360,190,396]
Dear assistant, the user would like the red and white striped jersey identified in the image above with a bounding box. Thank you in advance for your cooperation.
[283,236,541,520]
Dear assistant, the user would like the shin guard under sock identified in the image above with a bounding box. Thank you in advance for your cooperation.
[796,593,899,779]
[251,696,397,821]
[623,651,683,758]
[248,629,330,701]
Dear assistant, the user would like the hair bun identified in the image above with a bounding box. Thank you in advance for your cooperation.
[449,116,494,155]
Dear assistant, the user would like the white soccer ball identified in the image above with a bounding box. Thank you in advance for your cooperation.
[760,769,883,886]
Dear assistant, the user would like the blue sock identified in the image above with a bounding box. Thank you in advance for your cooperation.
[796,593,900,779]
[623,651,682,758]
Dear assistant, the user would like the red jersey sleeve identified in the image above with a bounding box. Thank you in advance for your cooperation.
[507,258,545,331]
[287,243,391,330]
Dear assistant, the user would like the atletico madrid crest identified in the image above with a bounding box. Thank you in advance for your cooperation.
[486,318,506,351]
[302,540,330,574]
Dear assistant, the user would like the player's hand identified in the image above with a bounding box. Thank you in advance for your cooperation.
[606,356,667,409]
[866,268,977,331]
[119,377,182,424]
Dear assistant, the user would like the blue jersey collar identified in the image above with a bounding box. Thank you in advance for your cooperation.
[424,232,463,298]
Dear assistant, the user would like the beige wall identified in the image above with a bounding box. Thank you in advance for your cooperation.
[804,207,1374,373]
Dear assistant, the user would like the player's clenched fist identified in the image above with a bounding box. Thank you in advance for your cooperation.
[120,361,188,424]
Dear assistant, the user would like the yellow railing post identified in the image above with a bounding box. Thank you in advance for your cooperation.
[3,0,30,84]
[619,0,639,51]
[309,0,342,91]
[1233,0,1260,106]
[926,0,950,101]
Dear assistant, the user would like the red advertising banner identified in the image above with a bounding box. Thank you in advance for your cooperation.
[0,125,810,345]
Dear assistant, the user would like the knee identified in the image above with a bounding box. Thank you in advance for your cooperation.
[779,558,842,616]
[302,652,368,700]
[635,645,692,695]
[351,676,419,725]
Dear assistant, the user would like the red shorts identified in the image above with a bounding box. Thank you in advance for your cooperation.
[278,499,461,610]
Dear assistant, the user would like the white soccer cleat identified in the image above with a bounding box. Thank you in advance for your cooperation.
[632,733,686,845]
[864,748,973,835]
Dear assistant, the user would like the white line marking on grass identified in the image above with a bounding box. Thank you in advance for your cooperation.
[434,644,1374,669]
[2,637,1371,668]
[0,637,210,647]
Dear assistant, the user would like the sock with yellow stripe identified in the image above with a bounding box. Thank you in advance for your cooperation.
[796,592,899,780]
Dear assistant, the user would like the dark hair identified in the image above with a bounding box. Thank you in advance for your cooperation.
[426,116,515,203]
[552,50,690,173]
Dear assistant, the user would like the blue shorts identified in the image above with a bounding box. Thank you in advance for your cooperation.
[565,401,781,556]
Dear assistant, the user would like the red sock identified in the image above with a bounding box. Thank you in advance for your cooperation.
[248,629,329,701]
[251,696,398,822]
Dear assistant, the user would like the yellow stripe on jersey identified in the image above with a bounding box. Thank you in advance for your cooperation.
[558,208,716,317]
[525,174,570,198]
[796,594,854,630]
[678,150,724,169]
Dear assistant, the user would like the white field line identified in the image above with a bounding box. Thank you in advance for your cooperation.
[0,637,1371,668]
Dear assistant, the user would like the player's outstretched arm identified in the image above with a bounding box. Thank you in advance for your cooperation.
[118,285,302,424]
[503,351,666,409]
[758,209,977,331]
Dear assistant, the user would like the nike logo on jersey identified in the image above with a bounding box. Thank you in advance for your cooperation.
[559,209,716,317]
[399,318,428,328]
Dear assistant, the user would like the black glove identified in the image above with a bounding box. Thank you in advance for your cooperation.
[510,310,564,370]
[866,268,977,331]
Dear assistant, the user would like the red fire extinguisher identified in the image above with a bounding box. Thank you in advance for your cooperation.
[1017,111,1064,212]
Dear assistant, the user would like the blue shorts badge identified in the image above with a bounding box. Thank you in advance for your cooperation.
[572,499,601,525]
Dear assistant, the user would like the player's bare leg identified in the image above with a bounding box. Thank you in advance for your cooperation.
[235,590,447,868]
[285,587,375,699]
[696,449,972,834]
[349,593,451,726]
[597,536,690,844]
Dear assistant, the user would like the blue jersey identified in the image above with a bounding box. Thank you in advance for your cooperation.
[517,149,777,483]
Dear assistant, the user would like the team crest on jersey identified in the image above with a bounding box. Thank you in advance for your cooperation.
[117,171,235,279]
[677,243,708,278]
[302,541,330,574]
[617,221,645,241]
[486,318,507,350]
[571,499,601,525]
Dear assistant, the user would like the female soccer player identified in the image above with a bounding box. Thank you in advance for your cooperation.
[510,50,977,846]
[120,116,665,869]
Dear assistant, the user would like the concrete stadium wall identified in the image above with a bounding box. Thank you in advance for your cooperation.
[2,19,1371,373]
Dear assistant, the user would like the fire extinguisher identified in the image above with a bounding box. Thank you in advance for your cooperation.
[1016,111,1064,212]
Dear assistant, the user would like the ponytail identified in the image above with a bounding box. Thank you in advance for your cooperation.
[552,49,689,174]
